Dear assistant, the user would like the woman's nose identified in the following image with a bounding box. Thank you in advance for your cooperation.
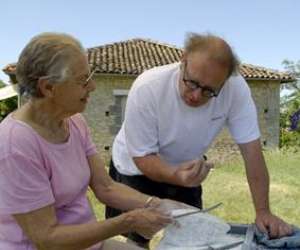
[87,79,96,92]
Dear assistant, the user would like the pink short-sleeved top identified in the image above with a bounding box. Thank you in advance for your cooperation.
[0,113,102,250]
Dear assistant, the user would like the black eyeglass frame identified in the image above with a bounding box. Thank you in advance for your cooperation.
[182,62,221,98]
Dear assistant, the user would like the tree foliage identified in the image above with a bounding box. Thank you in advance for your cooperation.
[0,79,5,88]
[0,81,18,122]
[280,60,300,148]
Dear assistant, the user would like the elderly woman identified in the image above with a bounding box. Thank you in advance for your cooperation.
[0,33,180,250]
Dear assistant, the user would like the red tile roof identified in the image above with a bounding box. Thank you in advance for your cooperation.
[88,39,182,75]
[3,38,295,83]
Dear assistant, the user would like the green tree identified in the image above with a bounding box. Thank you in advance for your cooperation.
[280,60,300,148]
[0,81,18,121]
[0,79,5,88]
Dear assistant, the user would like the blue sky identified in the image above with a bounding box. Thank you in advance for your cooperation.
[1,0,299,82]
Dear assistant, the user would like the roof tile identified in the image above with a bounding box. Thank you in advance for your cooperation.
[3,38,295,83]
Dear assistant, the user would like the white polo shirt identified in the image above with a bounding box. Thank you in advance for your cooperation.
[112,63,260,175]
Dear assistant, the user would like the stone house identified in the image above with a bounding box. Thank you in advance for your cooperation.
[3,38,295,161]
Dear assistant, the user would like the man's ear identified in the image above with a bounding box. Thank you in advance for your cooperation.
[181,52,187,63]
[37,78,55,98]
[180,53,188,70]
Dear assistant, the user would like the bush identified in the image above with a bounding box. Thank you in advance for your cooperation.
[279,60,300,148]
[280,129,300,150]
[0,96,18,122]
[279,94,300,148]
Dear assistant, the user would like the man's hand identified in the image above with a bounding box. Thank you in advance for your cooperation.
[173,159,213,187]
[255,210,293,239]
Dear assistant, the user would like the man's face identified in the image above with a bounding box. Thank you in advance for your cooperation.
[179,52,229,107]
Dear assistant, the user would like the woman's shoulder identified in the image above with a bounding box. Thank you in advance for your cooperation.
[0,114,41,157]
[69,113,88,130]
[68,113,91,140]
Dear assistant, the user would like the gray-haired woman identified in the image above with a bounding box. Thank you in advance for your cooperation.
[0,33,182,250]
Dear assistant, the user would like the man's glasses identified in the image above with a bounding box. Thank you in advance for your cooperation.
[182,62,220,98]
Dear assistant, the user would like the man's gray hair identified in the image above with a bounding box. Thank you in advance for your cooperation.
[16,32,85,97]
[184,32,240,78]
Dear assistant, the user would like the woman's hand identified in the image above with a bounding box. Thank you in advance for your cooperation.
[146,197,197,213]
[125,208,172,239]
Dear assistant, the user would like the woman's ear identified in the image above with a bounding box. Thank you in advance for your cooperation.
[37,78,55,98]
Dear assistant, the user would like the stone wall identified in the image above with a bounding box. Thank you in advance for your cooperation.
[250,80,280,148]
[84,75,281,162]
[205,80,280,162]
[83,74,135,162]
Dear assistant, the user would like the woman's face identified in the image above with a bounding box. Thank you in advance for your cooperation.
[50,52,96,116]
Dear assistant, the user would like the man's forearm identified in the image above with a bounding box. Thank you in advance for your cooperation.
[133,154,178,184]
[246,160,270,213]
[239,139,270,213]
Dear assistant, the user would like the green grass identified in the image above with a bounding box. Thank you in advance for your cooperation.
[89,149,300,226]
[202,149,300,225]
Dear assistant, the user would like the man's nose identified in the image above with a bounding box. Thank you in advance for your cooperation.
[190,88,202,100]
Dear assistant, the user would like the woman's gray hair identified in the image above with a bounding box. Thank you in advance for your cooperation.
[16,32,85,97]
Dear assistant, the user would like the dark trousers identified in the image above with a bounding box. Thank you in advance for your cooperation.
[105,159,203,245]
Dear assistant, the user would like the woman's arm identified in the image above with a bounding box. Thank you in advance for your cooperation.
[88,153,156,210]
[14,202,170,250]
[13,204,130,250]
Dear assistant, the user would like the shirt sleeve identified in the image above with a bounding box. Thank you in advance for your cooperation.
[124,83,159,157]
[227,75,261,144]
[0,152,55,215]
